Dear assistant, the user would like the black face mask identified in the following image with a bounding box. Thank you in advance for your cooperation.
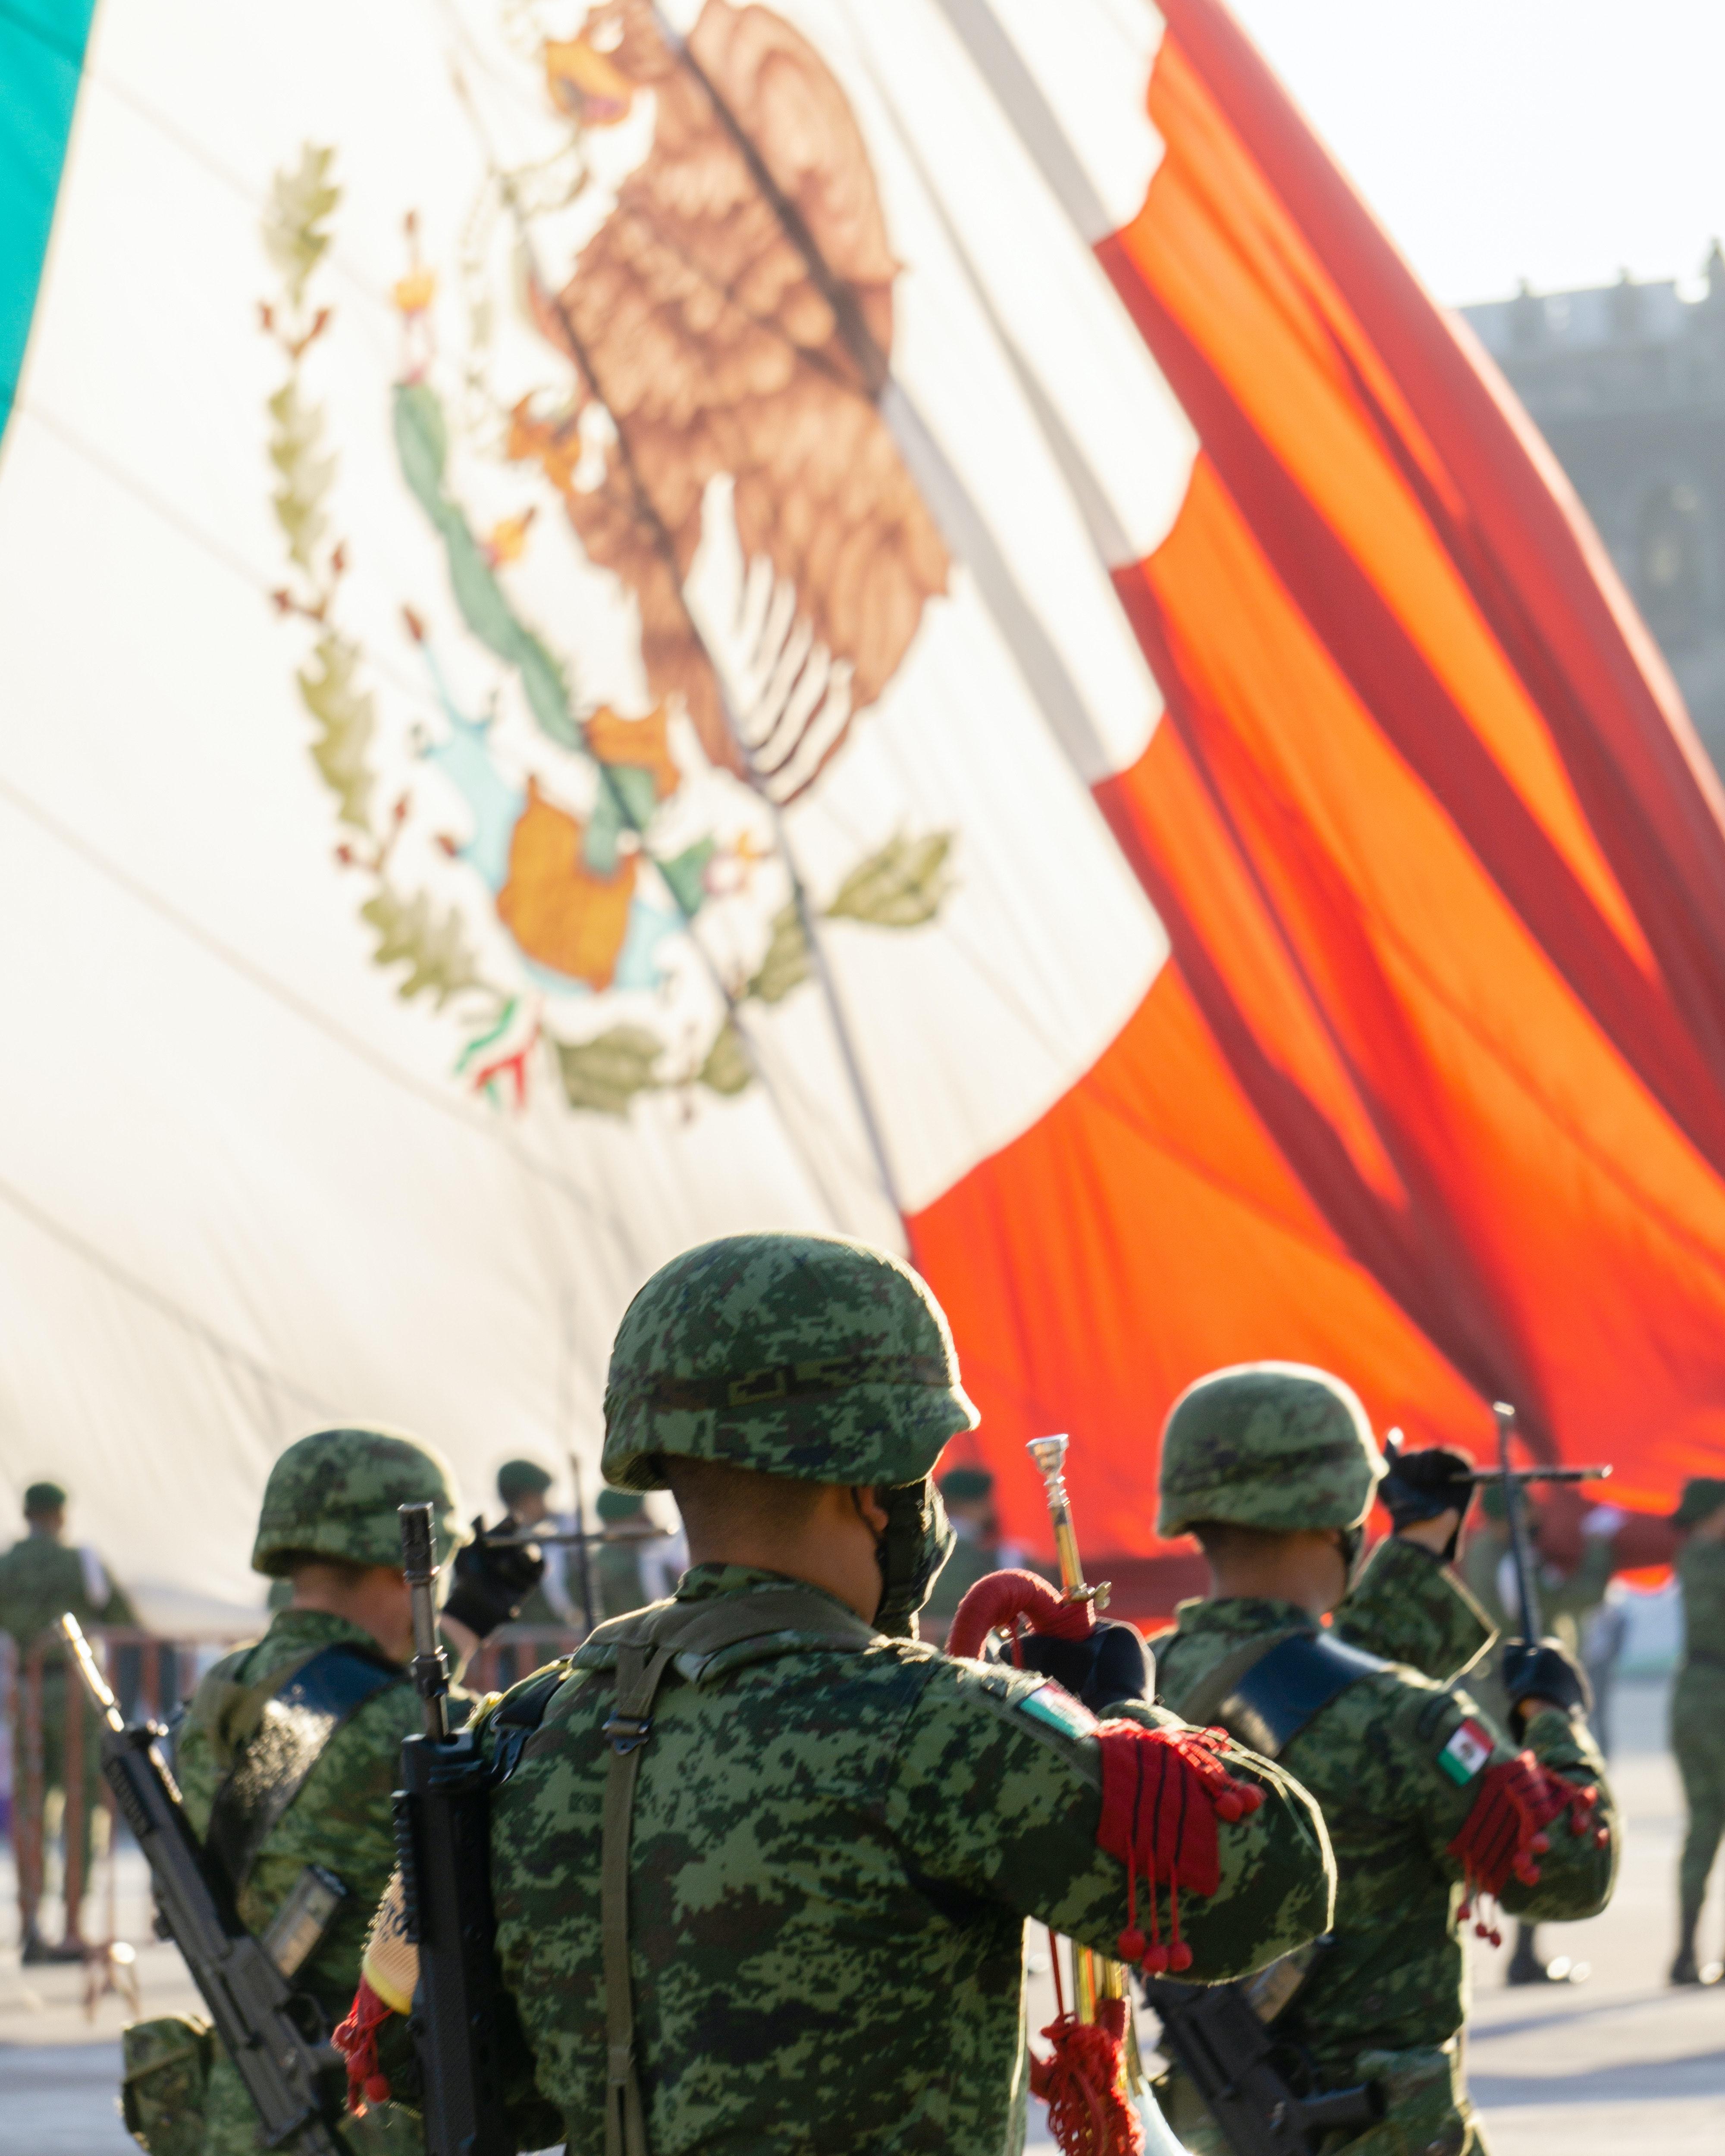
[869,1479,955,1639]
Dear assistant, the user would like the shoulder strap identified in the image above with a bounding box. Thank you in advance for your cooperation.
[206,1642,403,1896]
[599,1590,876,2156]
[1163,1624,1306,1731]
[1178,1629,1389,1761]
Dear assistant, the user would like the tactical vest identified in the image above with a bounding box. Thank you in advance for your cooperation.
[565,1586,881,2156]
[199,1641,404,1963]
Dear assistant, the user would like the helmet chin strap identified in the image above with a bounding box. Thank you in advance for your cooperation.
[1336,1523,1364,1587]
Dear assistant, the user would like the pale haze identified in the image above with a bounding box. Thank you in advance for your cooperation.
[1228,1,1725,306]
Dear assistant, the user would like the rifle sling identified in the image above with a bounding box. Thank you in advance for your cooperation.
[206,1642,403,1900]
[599,1589,875,2156]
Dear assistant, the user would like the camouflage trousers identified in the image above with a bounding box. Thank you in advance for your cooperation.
[1672,1664,1725,1918]
[1160,2040,1487,2156]
[199,2049,422,2156]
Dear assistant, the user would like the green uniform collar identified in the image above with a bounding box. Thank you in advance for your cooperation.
[1172,1595,1320,1643]
[673,1562,864,1628]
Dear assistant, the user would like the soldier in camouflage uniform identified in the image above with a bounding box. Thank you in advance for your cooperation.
[455,1233,1334,2155]
[593,1487,659,1621]
[1151,1365,1618,2156]
[1458,1477,1620,1984]
[496,1459,577,1632]
[922,1465,1009,1642]
[0,1480,138,1960]
[169,1428,541,2155]
[1669,1476,1725,1984]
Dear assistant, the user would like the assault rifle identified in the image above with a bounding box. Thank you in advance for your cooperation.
[59,1614,347,2155]
[1142,1969,1383,2156]
[393,1501,518,2156]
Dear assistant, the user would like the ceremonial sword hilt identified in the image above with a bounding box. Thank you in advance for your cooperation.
[1026,1434,1110,1614]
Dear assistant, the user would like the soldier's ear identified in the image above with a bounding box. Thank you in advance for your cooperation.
[847,1486,891,1536]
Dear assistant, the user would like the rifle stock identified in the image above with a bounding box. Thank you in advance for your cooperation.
[59,1615,346,2156]
[1143,1976,1383,2156]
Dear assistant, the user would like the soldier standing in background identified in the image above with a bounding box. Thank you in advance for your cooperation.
[1152,1366,1618,2156]
[495,1459,581,1633]
[161,1428,542,2155]
[1460,1478,1622,1984]
[414,1233,1336,2155]
[0,1481,137,1962]
[920,1465,1012,1641]
[1669,1476,1725,1985]
[592,1487,686,1619]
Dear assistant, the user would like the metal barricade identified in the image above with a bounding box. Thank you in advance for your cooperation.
[468,1624,583,1697]
[4,1619,583,1949]
[6,1627,241,1951]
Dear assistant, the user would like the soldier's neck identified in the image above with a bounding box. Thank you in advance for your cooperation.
[684,1482,890,1625]
[1205,1528,1347,1618]
[289,1561,415,1662]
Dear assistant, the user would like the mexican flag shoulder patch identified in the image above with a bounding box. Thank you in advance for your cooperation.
[1019,1681,1098,1741]
[1437,1717,1494,1785]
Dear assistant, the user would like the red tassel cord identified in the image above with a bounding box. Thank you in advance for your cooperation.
[1031,1942,1142,2156]
[947,1568,1095,1660]
[1096,1720,1265,1974]
[332,1976,398,2113]
[1447,1752,1606,1946]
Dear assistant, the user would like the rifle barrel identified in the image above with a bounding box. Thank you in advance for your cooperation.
[1492,1402,1544,1644]
[1468,1464,1611,1485]
[58,1616,125,1734]
[400,1502,450,1740]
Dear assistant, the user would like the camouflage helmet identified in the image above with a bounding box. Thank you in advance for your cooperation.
[252,1426,466,1577]
[497,1458,552,1504]
[1157,1363,1385,1537]
[1673,1477,1725,1530]
[602,1232,979,1492]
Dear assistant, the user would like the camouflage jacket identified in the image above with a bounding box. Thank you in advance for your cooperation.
[1678,1538,1725,1670]
[0,1535,136,1663]
[177,1610,423,2034]
[485,1563,1334,2156]
[1155,1569,1617,2081]
[1334,1535,1493,1683]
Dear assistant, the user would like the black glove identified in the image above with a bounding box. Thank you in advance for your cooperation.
[1381,1438,1475,1559]
[1017,1620,1153,1715]
[441,1516,547,1640]
[1502,1636,1592,1728]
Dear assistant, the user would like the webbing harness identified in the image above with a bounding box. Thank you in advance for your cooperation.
[594,1589,876,2156]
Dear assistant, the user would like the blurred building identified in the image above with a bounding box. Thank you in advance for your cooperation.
[1463,250,1725,759]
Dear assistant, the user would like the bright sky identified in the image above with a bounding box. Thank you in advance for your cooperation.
[1227,1,1725,307]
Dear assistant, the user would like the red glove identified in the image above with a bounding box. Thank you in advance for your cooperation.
[1095,1719,1263,1971]
[1447,1751,1604,1945]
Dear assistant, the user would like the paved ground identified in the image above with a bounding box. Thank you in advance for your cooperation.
[0,1676,1718,2152]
